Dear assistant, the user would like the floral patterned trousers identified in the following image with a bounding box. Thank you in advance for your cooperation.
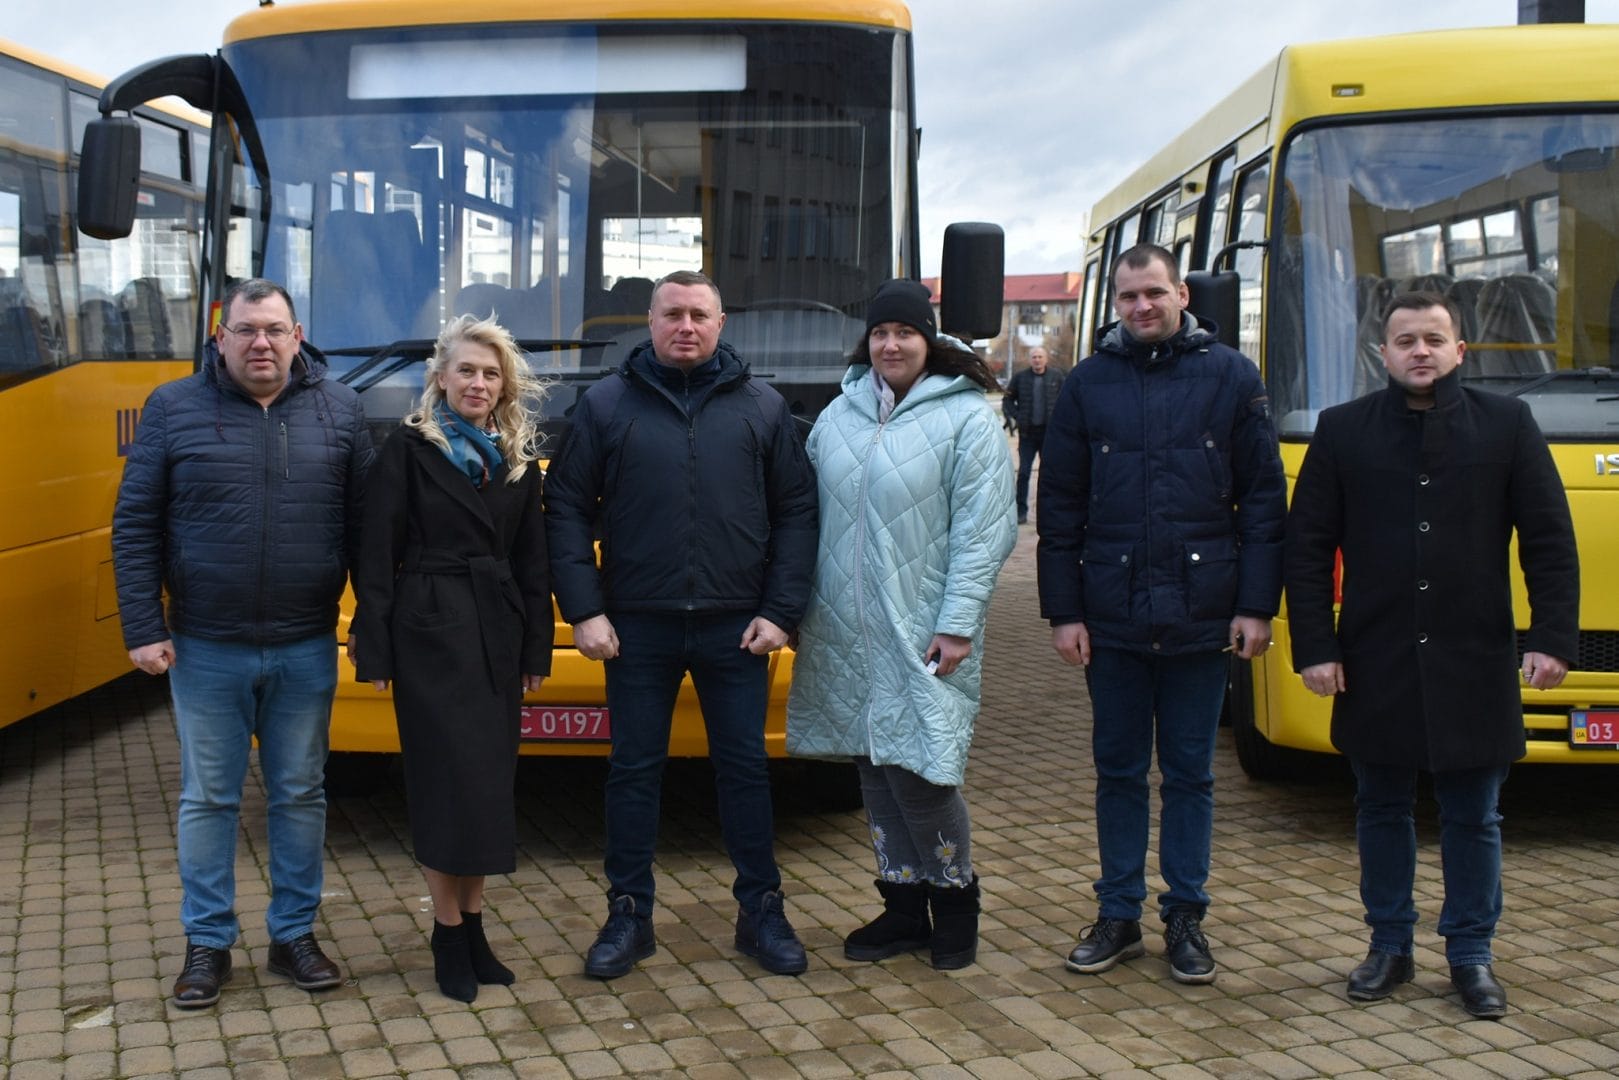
[855,758,973,887]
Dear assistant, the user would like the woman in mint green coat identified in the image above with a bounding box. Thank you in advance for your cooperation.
[787,279,1016,970]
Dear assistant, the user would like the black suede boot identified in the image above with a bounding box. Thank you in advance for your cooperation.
[844,879,931,961]
[431,920,478,1002]
[927,876,980,970]
[462,910,515,985]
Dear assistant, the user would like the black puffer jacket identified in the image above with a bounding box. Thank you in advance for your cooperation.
[112,341,373,648]
[544,340,817,632]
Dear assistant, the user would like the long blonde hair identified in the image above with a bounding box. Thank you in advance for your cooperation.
[404,314,547,483]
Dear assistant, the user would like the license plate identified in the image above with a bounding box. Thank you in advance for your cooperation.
[520,706,611,741]
[1569,710,1619,749]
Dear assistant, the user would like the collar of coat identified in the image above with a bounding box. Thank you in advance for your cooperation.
[839,362,981,420]
[1096,312,1214,364]
[1379,366,1464,415]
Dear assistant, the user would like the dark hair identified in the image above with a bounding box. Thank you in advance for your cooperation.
[1381,290,1463,340]
[850,334,999,393]
[651,269,723,311]
[221,278,297,327]
[1113,243,1181,288]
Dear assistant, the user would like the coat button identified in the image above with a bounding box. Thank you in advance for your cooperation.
[1120,554,1129,564]
[1101,445,1111,453]
[1152,642,1161,650]
[1418,633,1429,644]
[1191,552,1201,562]
[1418,580,1429,590]
[1418,521,1430,532]
[1205,439,1215,448]
[1419,474,1430,485]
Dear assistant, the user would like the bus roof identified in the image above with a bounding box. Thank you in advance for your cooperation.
[224,0,912,44]
[1088,22,1619,241]
[0,36,209,128]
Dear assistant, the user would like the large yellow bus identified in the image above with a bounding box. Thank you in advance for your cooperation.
[1077,22,1619,777]
[0,39,206,731]
[76,1,1002,790]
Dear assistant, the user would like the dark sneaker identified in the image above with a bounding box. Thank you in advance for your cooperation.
[584,894,656,979]
[173,941,232,1008]
[736,890,808,975]
[1064,917,1144,974]
[266,934,343,990]
[1164,909,1216,985]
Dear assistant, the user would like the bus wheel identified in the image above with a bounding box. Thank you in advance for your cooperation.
[1228,657,1310,781]
[324,751,394,798]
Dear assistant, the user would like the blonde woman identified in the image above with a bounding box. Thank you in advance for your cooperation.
[351,315,553,1001]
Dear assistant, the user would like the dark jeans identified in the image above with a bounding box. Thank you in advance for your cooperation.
[1350,759,1510,966]
[1084,647,1229,922]
[1016,426,1045,517]
[602,610,781,915]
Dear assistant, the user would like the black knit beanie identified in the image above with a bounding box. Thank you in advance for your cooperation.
[864,279,937,340]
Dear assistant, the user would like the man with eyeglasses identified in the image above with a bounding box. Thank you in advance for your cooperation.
[113,278,374,1008]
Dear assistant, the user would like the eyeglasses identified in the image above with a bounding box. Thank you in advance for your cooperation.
[223,324,294,343]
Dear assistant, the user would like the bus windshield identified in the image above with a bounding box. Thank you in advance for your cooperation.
[218,22,908,428]
[1271,111,1619,438]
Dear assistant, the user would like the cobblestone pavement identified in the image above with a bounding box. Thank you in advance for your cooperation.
[4,526,1619,1080]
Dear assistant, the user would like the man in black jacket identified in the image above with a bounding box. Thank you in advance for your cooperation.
[1285,291,1578,1019]
[1002,346,1062,523]
[545,270,818,979]
[113,278,373,1008]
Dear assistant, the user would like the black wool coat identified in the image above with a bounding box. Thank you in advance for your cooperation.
[1284,373,1579,771]
[351,427,553,874]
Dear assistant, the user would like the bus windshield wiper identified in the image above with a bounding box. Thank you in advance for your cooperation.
[1498,366,1617,398]
[331,338,614,393]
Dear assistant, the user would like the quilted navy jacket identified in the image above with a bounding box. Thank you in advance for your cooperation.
[112,341,373,648]
[1036,316,1286,654]
[787,365,1016,786]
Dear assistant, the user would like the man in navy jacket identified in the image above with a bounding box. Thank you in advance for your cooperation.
[545,270,817,980]
[113,278,373,1008]
[1037,244,1285,985]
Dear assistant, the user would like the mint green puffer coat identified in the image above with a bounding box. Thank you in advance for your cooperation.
[786,364,1017,786]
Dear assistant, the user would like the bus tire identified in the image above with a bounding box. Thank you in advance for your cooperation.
[1228,657,1308,781]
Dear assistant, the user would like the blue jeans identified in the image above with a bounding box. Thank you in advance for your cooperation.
[1085,647,1228,922]
[168,632,336,949]
[602,611,780,915]
[1016,427,1045,518]
[1351,759,1509,967]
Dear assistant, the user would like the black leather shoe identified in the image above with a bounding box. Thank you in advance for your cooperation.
[736,890,808,975]
[585,894,656,979]
[267,934,343,990]
[1164,908,1217,985]
[1347,949,1414,1001]
[1451,963,1508,1019]
[173,941,232,1008]
[1064,917,1144,974]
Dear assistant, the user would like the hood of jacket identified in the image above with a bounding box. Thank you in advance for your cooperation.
[202,336,331,402]
[620,337,749,390]
[1096,311,1217,364]
[838,360,987,420]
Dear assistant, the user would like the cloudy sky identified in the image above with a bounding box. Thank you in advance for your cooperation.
[14,0,1619,274]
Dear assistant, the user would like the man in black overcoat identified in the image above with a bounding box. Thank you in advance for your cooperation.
[1284,291,1579,1019]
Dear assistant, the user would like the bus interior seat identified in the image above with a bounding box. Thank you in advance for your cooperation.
[1474,274,1556,375]
[1399,273,1455,295]
[121,277,172,358]
[1444,278,1485,342]
[314,209,426,347]
[0,278,50,373]
[79,292,129,358]
[382,210,434,324]
[608,276,654,314]
[1352,275,1394,399]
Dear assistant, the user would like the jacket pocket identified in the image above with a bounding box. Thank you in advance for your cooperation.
[1080,539,1137,625]
[1183,535,1238,621]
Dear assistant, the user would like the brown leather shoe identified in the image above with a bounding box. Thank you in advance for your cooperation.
[267,934,343,990]
[173,941,232,1008]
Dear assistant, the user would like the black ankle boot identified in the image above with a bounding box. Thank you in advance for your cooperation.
[461,911,515,985]
[844,879,931,961]
[431,921,478,1002]
[927,875,980,971]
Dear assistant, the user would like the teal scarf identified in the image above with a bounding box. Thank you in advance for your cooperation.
[436,404,504,488]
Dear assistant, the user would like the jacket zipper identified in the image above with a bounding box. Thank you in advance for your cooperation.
[255,404,273,637]
[855,409,888,759]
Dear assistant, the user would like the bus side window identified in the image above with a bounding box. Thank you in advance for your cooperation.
[1198,152,1236,270]
[1232,159,1270,360]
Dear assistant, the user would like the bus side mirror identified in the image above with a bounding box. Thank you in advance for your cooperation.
[1185,270,1240,351]
[939,222,1004,341]
[78,117,142,241]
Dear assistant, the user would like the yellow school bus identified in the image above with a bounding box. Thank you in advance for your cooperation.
[1077,23,1619,776]
[76,2,1002,789]
[0,39,205,730]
